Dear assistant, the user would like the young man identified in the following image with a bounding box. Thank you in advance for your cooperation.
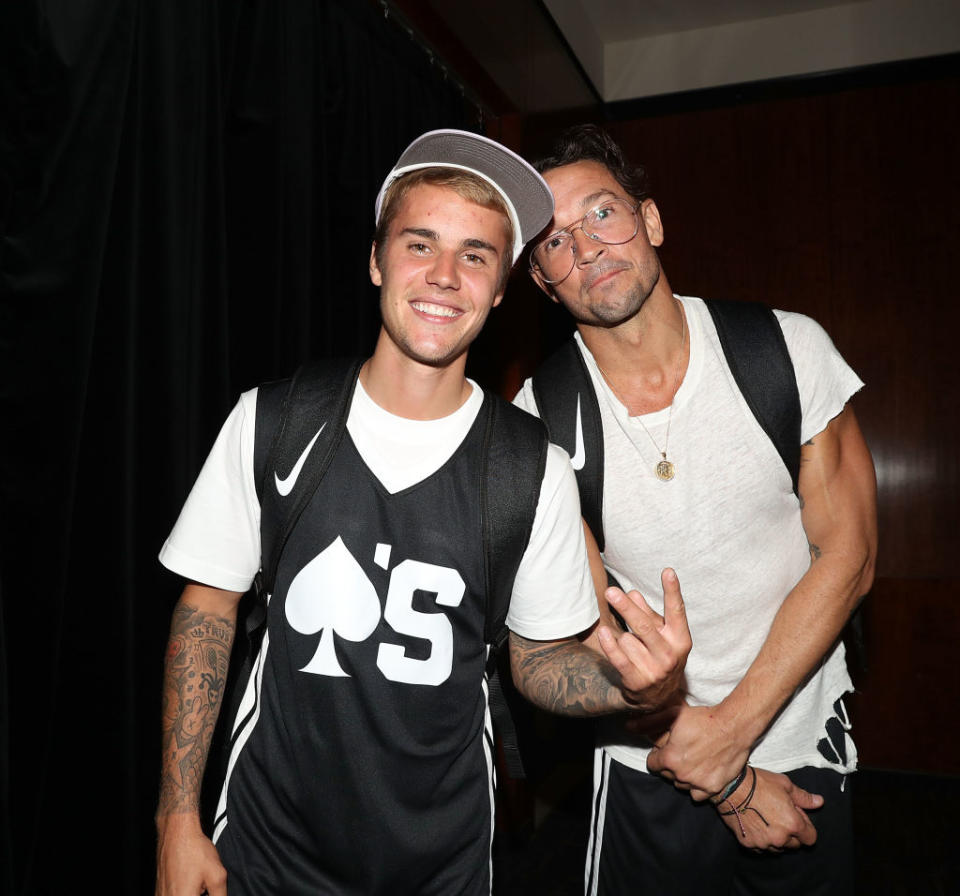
[514,125,877,894]
[154,129,691,896]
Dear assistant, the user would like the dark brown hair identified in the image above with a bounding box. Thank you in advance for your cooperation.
[534,124,652,204]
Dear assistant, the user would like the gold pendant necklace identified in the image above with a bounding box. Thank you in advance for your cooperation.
[597,302,686,482]
[655,454,676,482]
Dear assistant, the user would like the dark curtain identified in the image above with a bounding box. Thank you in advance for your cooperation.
[0,1,477,892]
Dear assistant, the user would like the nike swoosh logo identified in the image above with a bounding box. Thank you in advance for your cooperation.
[570,395,585,471]
[274,423,326,496]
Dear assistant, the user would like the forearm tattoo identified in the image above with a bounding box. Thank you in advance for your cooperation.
[158,602,234,815]
[509,634,623,717]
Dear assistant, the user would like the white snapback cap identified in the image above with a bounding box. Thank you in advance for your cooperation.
[374,129,554,263]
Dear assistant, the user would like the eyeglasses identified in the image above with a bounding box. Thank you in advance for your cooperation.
[530,198,642,284]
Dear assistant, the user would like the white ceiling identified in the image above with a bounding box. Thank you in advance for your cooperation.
[546,0,960,104]
[554,0,860,42]
[410,0,960,113]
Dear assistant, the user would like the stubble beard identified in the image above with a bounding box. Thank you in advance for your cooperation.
[394,333,469,369]
[584,261,661,328]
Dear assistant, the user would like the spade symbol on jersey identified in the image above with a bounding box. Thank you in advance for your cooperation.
[285,536,380,676]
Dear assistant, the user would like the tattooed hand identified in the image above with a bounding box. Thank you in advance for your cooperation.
[595,568,690,712]
[508,569,690,716]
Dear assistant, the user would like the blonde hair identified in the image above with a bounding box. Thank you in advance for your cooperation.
[374,168,515,291]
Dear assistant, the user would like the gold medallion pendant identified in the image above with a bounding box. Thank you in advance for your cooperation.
[655,457,675,481]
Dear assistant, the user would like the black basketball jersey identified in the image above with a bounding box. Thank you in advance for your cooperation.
[214,401,499,895]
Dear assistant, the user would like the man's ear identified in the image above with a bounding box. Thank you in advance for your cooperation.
[369,243,382,286]
[641,199,664,248]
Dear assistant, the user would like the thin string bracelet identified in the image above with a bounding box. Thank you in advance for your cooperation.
[718,766,769,835]
[713,764,749,837]
[716,764,748,805]
[737,766,769,827]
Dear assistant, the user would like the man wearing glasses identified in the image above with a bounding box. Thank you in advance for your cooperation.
[513,125,877,895]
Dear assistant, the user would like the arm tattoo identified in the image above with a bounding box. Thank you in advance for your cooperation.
[158,602,235,816]
[509,633,624,716]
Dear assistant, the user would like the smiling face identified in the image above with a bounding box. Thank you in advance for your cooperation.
[370,182,510,370]
[535,160,665,327]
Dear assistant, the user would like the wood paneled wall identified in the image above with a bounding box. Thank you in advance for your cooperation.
[491,69,960,774]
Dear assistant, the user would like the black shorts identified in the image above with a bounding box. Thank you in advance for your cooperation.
[586,750,854,896]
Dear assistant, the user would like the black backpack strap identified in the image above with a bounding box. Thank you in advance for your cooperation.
[481,395,549,779]
[704,298,801,496]
[229,370,302,677]
[531,338,606,550]
[257,356,363,598]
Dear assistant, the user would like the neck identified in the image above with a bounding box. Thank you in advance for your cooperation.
[581,290,688,415]
[361,331,472,420]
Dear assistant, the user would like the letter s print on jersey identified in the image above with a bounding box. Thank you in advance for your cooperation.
[377,560,465,685]
[285,537,467,686]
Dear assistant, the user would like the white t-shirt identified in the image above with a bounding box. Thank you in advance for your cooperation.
[514,296,864,774]
[160,377,598,642]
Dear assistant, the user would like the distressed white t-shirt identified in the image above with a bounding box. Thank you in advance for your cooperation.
[514,296,864,774]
